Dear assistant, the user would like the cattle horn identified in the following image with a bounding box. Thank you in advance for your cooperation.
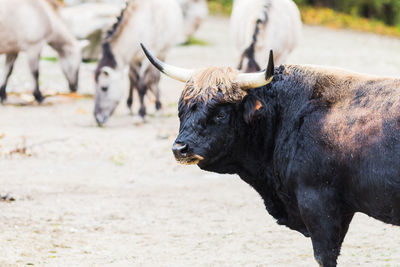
[141,43,193,83]
[236,50,274,90]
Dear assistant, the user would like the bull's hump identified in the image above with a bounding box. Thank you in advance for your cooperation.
[287,64,383,79]
[284,64,399,105]
[295,65,400,157]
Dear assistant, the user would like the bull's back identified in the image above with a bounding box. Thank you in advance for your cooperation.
[319,77,400,224]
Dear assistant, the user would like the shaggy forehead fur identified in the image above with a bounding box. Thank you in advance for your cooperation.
[181,67,247,104]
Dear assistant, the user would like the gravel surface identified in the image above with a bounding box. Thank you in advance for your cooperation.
[1,16,400,266]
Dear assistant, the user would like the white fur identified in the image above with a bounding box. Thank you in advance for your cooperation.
[97,67,124,101]
[0,0,81,90]
[176,0,208,39]
[112,0,184,68]
[97,0,184,104]
[96,67,124,115]
[94,0,184,124]
[230,0,302,67]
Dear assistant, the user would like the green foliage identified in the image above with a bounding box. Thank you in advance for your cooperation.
[294,0,400,26]
[40,56,58,62]
[207,0,400,26]
[206,0,400,36]
[181,37,210,46]
[207,0,232,15]
[301,6,400,38]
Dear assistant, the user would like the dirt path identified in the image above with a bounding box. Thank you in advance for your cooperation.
[1,16,400,266]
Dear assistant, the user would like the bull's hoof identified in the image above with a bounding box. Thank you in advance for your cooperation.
[127,98,133,109]
[33,91,44,103]
[155,101,162,110]
[138,107,146,118]
[69,83,78,93]
[127,99,133,115]
[0,87,6,103]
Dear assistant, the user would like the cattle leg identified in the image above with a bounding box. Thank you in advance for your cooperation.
[147,55,164,111]
[0,53,18,102]
[297,189,350,267]
[136,60,163,119]
[27,45,44,103]
[127,83,134,114]
[137,64,150,120]
[339,213,354,244]
[128,64,139,114]
[149,68,162,110]
[137,84,147,119]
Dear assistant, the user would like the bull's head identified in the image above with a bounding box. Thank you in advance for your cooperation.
[141,44,274,170]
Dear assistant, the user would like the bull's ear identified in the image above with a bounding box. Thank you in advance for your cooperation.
[243,95,263,124]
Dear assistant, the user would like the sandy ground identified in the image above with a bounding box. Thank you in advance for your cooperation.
[1,16,400,266]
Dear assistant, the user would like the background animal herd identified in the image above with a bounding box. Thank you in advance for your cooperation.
[0,0,302,125]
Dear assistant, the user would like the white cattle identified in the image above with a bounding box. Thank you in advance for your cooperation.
[230,0,302,72]
[94,0,184,126]
[0,0,81,102]
[176,0,208,39]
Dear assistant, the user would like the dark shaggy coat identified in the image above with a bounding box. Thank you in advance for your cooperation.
[175,64,400,267]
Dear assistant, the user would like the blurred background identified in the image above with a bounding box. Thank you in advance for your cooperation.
[210,0,400,35]
[0,0,399,266]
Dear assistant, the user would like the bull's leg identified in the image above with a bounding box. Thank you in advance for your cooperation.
[127,64,139,114]
[149,69,162,111]
[339,213,354,244]
[137,84,147,119]
[136,63,149,120]
[297,188,350,267]
[0,53,18,102]
[27,45,44,103]
[127,81,134,114]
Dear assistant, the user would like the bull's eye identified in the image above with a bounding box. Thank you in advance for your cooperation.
[101,86,108,92]
[102,70,109,77]
[214,111,226,122]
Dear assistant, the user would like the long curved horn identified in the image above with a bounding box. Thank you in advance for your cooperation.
[141,43,193,83]
[236,50,274,90]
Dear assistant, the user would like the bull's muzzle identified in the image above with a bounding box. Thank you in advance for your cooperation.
[172,142,188,157]
[172,142,204,165]
[69,81,78,93]
[95,113,109,127]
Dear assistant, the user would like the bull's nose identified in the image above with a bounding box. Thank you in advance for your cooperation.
[95,113,108,127]
[69,82,78,93]
[172,142,189,157]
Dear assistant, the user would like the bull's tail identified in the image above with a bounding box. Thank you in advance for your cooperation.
[238,1,270,73]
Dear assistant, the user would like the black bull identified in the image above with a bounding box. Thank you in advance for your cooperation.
[143,47,400,266]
